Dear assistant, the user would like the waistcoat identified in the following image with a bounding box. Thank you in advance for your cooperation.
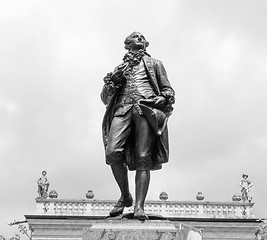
[114,60,156,116]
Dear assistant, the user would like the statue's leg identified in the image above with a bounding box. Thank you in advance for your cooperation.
[247,190,252,202]
[111,162,131,200]
[133,109,154,220]
[109,162,133,217]
[38,185,41,197]
[135,169,150,219]
[106,112,133,216]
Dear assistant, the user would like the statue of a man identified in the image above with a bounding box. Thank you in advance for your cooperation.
[37,170,49,198]
[101,32,175,220]
[240,174,253,202]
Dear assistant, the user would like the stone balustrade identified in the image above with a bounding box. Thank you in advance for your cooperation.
[35,198,255,219]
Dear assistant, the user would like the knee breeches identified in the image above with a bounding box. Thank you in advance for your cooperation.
[106,107,154,170]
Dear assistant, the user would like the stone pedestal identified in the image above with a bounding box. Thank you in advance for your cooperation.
[25,215,202,240]
[83,220,182,240]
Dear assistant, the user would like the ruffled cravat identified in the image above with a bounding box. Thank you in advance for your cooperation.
[123,49,146,67]
[122,49,147,78]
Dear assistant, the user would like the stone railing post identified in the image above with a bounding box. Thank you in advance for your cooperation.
[36,198,45,213]
[161,201,167,216]
[234,205,243,218]
[85,200,92,215]
[198,203,205,217]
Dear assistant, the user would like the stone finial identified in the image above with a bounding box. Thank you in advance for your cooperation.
[49,190,58,198]
[232,193,241,202]
[196,192,204,201]
[37,170,49,198]
[159,191,168,201]
[240,174,253,202]
[86,190,94,199]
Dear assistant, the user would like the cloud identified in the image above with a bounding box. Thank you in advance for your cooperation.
[0,99,19,114]
[194,29,243,74]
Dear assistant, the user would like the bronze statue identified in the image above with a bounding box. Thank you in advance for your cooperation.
[37,170,49,198]
[101,32,175,220]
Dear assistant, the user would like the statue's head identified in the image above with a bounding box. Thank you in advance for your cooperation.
[242,174,248,179]
[124,32,149,51]
[42,170,47,176]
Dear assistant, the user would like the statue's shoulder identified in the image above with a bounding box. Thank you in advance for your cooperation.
[143,56,161,67]
[114,62,126,71]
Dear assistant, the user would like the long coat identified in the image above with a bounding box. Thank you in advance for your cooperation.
[101,55,175,171]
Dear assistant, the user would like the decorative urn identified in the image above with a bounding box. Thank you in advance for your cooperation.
[196,192,204,201]
[232,193,242,202]
[49,190,58,198]
[159,191,168,201]
[86,190,94,199]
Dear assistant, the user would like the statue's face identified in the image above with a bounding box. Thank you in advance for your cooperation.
[128,32,147,51]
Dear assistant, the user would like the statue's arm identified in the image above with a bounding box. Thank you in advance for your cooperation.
[155,60,175,110]
[37,178,41,184]
[100,72,114,105]
[100,63,126,105]
[248,181,253,188]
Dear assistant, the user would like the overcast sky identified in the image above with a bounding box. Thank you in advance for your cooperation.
[1,0,267,237]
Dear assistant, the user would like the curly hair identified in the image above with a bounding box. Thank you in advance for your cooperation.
[124,32,149,50]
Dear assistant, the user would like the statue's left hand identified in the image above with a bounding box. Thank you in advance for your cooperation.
[154,96,166,108]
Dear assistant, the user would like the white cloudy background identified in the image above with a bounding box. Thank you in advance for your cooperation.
[1,0,267,237]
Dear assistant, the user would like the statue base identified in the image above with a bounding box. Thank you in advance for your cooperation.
[83,219,183,240]
[26,214,202,240]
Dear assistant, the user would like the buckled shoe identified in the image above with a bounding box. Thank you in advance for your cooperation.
[109,194,133,217]
[134,206,148,220]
